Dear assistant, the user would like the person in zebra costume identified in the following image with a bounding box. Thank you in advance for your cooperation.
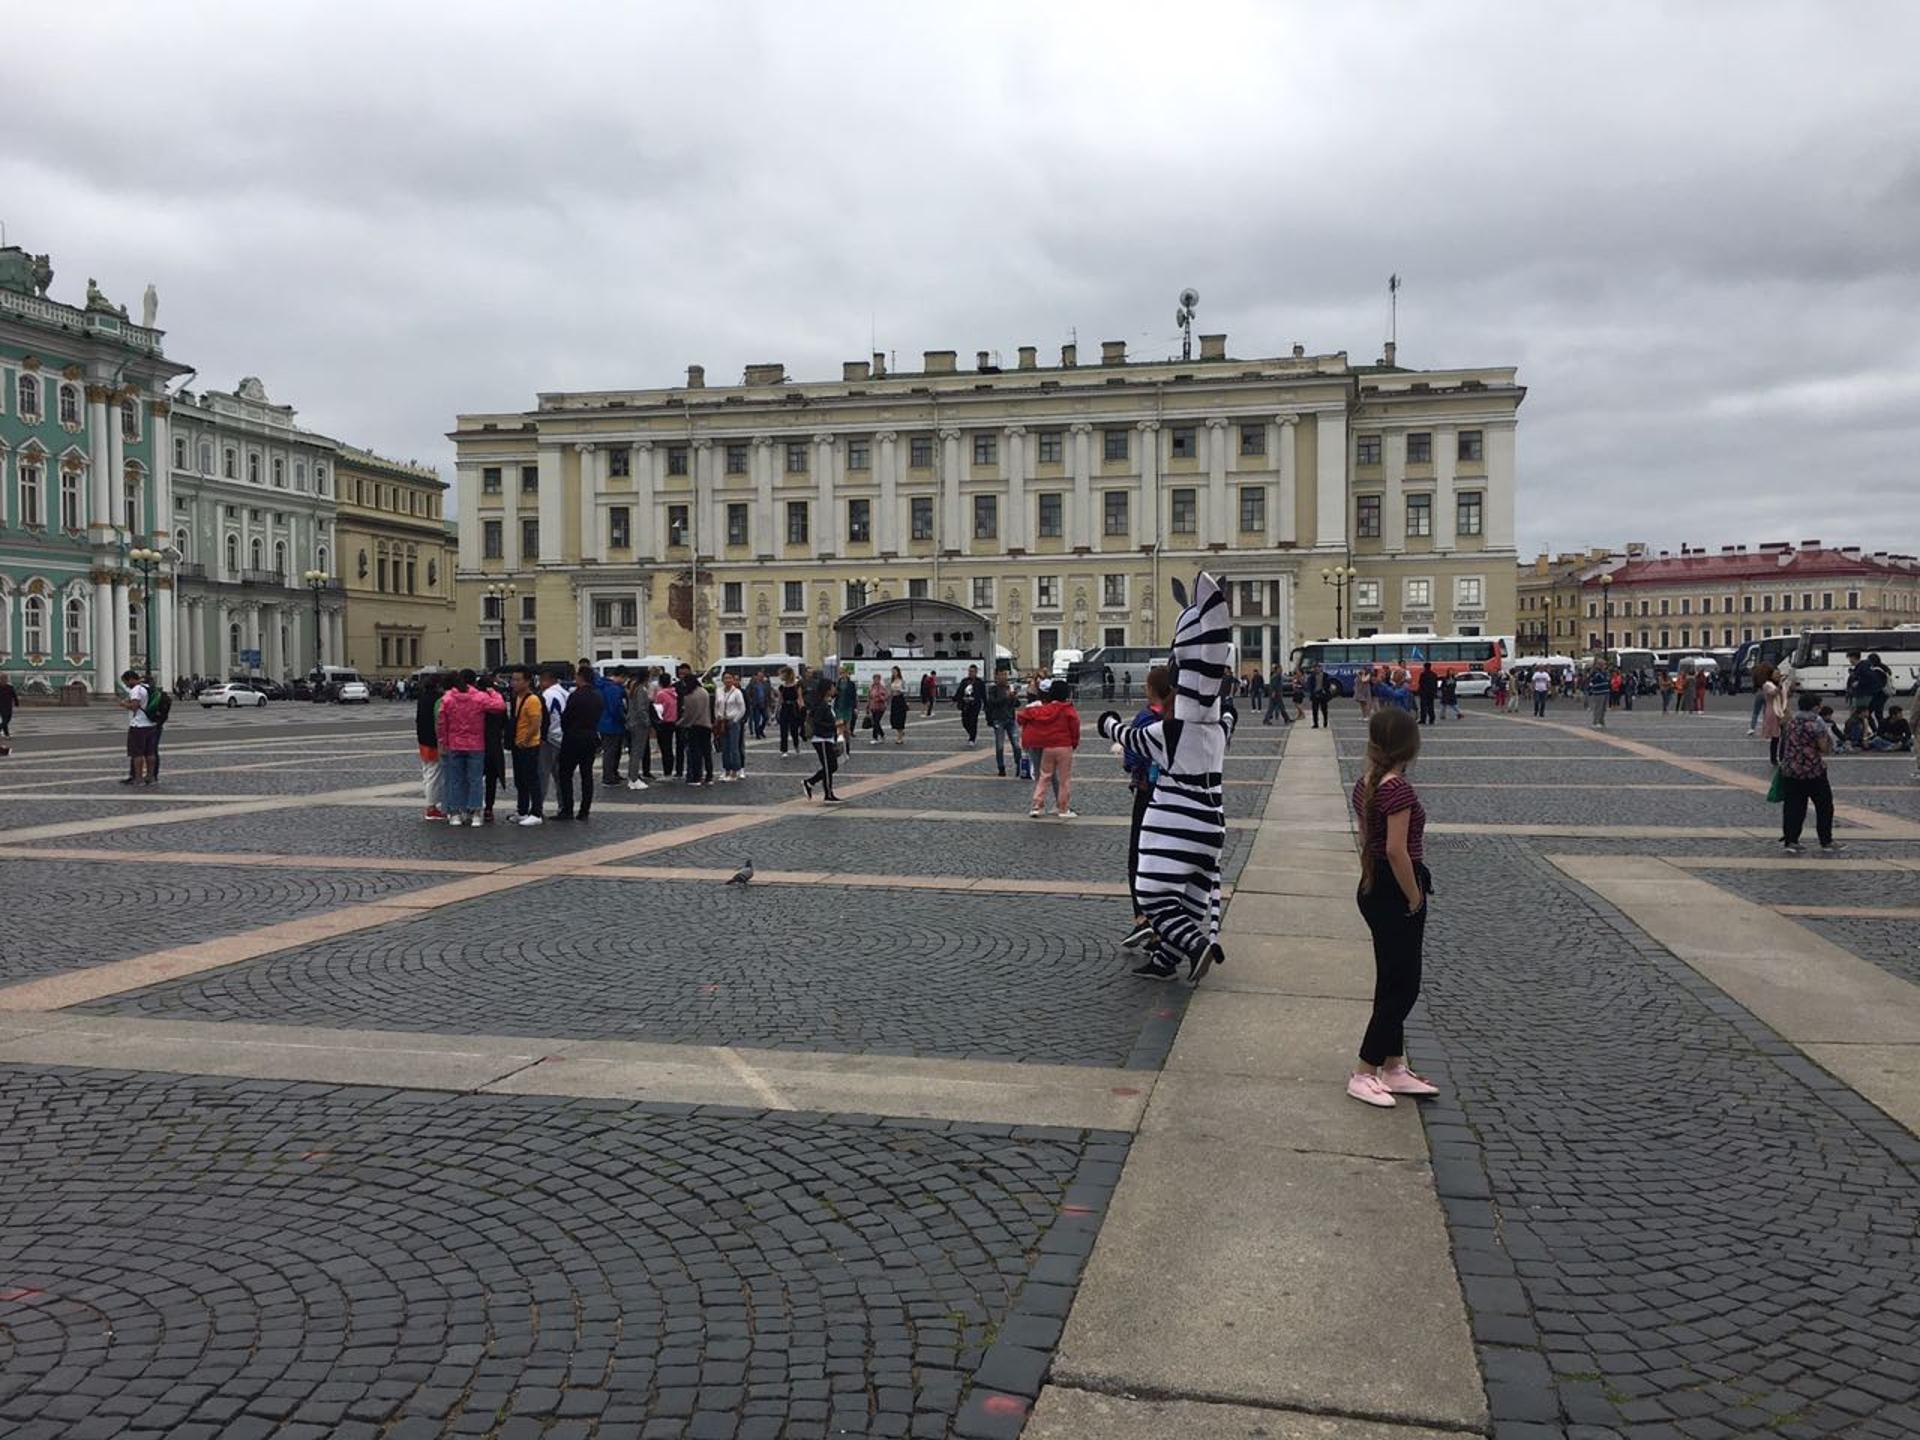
[1099,570,1237,985]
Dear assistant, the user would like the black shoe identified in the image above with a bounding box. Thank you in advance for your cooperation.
[1131,956,1179,981]
[577,811,590,821]
[823,794,845,804]
[120,776,136,785]
[1119,920,1156,950]
[803,779,814,800]
[554,811,574,821]
[1188,942,1225,986]
[1820,841,1844,853]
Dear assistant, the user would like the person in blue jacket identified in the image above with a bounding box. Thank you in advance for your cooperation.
[594,664,628,784]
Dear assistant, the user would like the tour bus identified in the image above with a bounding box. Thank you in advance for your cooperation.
[1785,629,1920,700]
[1291,634,1505,696]
[824,646,1015,698]
[699,653,807,687]
[1730,635,1799,692]
[1066,645,1164,693]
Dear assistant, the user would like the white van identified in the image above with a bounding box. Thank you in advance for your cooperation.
[701,654,807,686]
[597,653,685,676]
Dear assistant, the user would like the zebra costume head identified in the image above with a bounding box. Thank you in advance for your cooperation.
[1167,571,1230,723]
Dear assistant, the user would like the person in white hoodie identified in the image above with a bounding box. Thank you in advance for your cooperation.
[716,670,749,781]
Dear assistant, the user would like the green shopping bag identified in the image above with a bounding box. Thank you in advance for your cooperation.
[1765,767,1784,804]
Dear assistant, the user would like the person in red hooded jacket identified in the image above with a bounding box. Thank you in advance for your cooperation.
[1016,681,1082,819]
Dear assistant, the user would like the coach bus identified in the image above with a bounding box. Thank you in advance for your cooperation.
[1785,629,1920,700]
[1291,634,1505,696]
[1729,635,1799,692]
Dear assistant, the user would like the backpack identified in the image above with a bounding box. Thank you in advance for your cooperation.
[145,688,172,724]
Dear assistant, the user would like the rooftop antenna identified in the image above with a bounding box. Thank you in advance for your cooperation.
[1175,288,1199,361]
[1388,273,1400,346]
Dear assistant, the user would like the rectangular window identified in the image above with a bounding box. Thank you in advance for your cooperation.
[786,441,809,474]
[911,495,934,541]
[847,498,871,543]
[1457,576,1484,608]
[1037,492,1063,538]
[521,595,536,623]
[1170,488,1197,534]
[1103,429,1129,462]
[1406,578,1432,609]
[1103,490,1129,536]
[1170,427,1196,459]
[1036,575,1060,609]
[725,443,748,475]
[1406,432,1432,464]
[1239,424,1266,457]
[907,578,928,599]
[972,434,997,466]
[1103,574,1127,608]
[1821,591,1833,611]
[847,439,870,471]
[1038,432,1063,464]
[786,501,809,545]
[484,595,503,622]
[1780,593,1792,612]
[520,465,538,494]
[608,448,630,478]
[482,466,502,494]
[1354,579,1382,609]
[1458,430,1484,462]
[667,446,688,476]
[609,506,630,549]
[1659,598,1671,616]
[1405,493,1432,537]
[1355,434,1382,466]
[667,504,689,547]
[271,458,285,487]
[784,630,805,655]
[1104,626,1127,647]
[520,517,539,556]
[973,494,997,540]
[1700,597,1712,615]
[1356,495,1382,538]
[724,632,744,658]
[483,520,503,558]
[1800,591,1813,611]
[1456,491,1483,536]
[846,580,869,612]
[1680,598,1691,615]
[783,581,804,612]
[1847,590,1860,610]
[972,577,994,610]
[722,582,743,615]
[1762,595,1773,612]
[1037,628,1059,666]
[726,503,748,547]
[909,435,933,468]
[1239,486,1266,533]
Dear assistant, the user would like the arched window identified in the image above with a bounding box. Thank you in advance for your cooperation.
[316,544,329,575]
[314,464,328,496]
[223,448,237,479]
[0,584,10,660]
[376,544,388,593]
[128,601,143,662]
[22,594,47,655]
[120,399,139,441]
[16,373,39,419]
[274,540,287,579]
[175,527,190,560]
[18,460,43,527]
[124,476,141,534]
[405,546,417,595]
[59,385,82,427]
[294,461,306,491]
[272,457,285,488]
[60,471,81,531]
[172,436,187,470]
[225,534,239,575]
[66,597,86,658]
[249,537,263,570]
[247,453,260,484]
[228,623,242,666]
[199,441,213,475]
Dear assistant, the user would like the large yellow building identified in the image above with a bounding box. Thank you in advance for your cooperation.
[334,446,456,677]
[451,335,1523,674]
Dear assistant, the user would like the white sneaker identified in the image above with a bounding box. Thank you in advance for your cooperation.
[1059,809,1078,819]
[521,814,543,826]
[447,814,462,827]
[627,779,648,790]
[1029,807,1043,818]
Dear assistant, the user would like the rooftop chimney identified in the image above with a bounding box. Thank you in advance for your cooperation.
[743,362,786,386]
[924,350,956,373]
[1100,339,1126,364]
[1382,340,1397,367]
[976,350,992,372]
[842,360,870,382]
[1061,342,1077,367]
[1291,342,1305,358]
[1801,539,1822,549]
[1017,345,1037,370]
[1199,333,1226,361]
[685,364,705,389]
[872,351,886,379]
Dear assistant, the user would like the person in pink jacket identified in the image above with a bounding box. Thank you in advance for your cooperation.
[436,669,507,826]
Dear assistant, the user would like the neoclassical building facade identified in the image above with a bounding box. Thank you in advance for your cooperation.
[0,246,191,695]
[452,336,1522,673]
[335,445,456,677]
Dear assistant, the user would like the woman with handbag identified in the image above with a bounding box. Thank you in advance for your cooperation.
[777,667,805,755]
[888,666,908,744]
[866,674,888,745]
[716,670,748,781]
[1758,664,1789,767]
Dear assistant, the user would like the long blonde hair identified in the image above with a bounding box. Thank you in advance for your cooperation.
[1359,707,1421,895]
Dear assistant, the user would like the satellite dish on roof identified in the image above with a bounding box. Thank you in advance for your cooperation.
[1179,288,1199,309]
[1176,289,1200,359]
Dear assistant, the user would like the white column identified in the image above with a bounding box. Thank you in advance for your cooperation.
[328,608,344,665]
[1069,423,1092,551]
[502,457,521,569]
[1485,423,1517,550]
[457,464,482,569]
[87,388,113,541]
[1136,421,1160,548]
[751,439,775,555]
[939,428,963,551]
[574,443,598,563]
[241,604,260,676]
[1004,425,1027,551]
[1276,417,1297,546]
[813,434,835,559]
[1433,425,1456,551]
[151,403,171,544]
[1314,409,1347,548]
[1261,581,1274,678]
[1383,429,1405,549]
[91,578,116,692]
[108,398,127,538]
[267,604,284,677]
[876,432,899,554]
[693,440,717,558]
[1205,418,1230,548]
[537,446,564,563]
[1277,573,1296,660]
[157,583,176,686]
[633,442,656,554]
[110,578,132,678]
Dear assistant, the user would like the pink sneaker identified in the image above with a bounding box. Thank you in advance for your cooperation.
[1346,1072,1396,1108]
[1380,1065,1440,1097]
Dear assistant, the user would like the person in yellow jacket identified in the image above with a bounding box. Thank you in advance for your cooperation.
[507,666,547,825]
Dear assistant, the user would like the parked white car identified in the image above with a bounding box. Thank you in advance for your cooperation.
[1453,671,1494,699]
[336,680,371,703]
[199,682,268,709]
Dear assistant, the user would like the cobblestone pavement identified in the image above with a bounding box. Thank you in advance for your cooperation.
[0,860,443,985]
[1366,703,1920,1439]
[1793,915,1920,991]
[1686,867,1920,911]
[80,878,1187,1068]
[0,795,214,822]
[0,1066,1123,1440]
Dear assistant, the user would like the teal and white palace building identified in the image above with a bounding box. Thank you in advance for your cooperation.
[0,244,191,695]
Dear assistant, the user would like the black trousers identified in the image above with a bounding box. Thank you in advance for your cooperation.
[484,752,504,812]
[1356,864,1430,1066]
[681,727,713,783]
[960,705,980,741]
[779,709,804,753]
[601,732,624,783]
[658,727,677,775]
[1781,774,1834,847]
[1418,694,1436,724]
[555,736,596,817]
[807,738,840,797]
[1126,784,1152,912]
[511,747,543,816]
[1310,695,1329,727]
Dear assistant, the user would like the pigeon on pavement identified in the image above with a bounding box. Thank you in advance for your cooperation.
[726,859,754,886]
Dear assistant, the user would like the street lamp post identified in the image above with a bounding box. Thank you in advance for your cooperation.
[1598,573,1614,657]
[486,581,518,668]
[1320,564,1359,638]
[129,547,163,677]
[302,569,331,675]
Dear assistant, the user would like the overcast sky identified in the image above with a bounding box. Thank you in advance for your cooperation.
[8,1,1916,558]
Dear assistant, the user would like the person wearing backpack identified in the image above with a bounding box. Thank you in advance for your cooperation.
[120,669,160,786]
[125,670,173,783]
